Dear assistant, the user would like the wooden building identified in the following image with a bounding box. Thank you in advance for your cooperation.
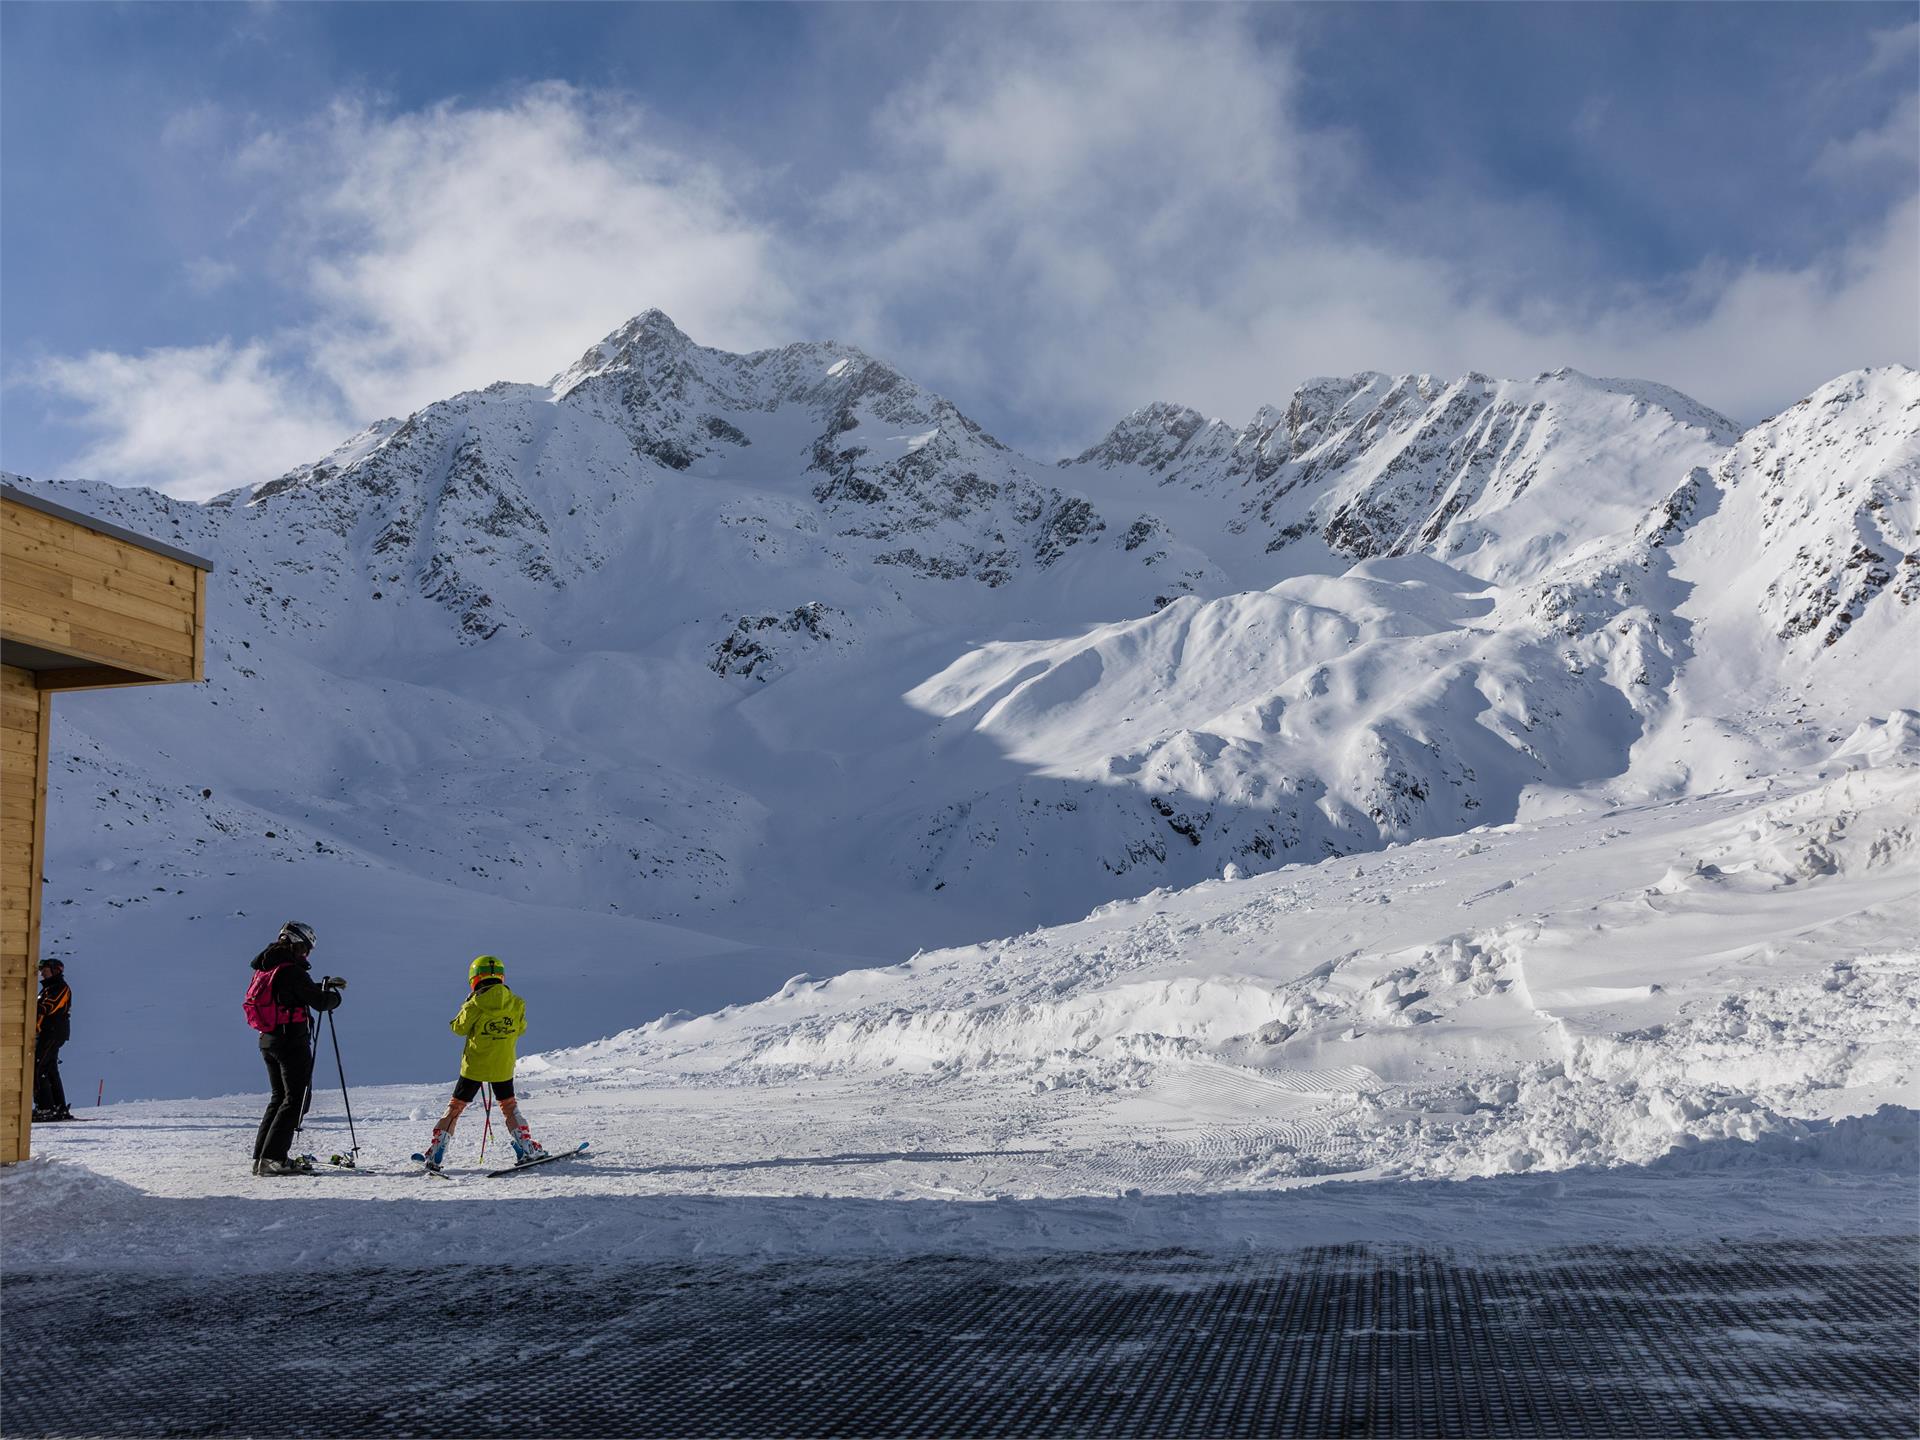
[1,482,211,1162]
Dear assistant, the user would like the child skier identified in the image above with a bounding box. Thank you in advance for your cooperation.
[420,955,546,1170]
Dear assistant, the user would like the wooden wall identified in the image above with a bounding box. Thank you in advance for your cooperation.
[2,493,208,1161]
[2,496,204,686]
[1,665,49,1162]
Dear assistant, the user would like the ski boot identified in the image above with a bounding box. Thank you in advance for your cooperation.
[421,1128,453,1171]
[509,1129,547,1166]
[257,1157,312,1177]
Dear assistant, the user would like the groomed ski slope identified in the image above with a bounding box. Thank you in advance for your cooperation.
[7,722,1916,1269]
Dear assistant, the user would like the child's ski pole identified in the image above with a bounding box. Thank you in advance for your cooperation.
[479,1089,494,1162]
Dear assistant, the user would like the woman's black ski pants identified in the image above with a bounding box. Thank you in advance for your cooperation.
[254,1026,314,1163]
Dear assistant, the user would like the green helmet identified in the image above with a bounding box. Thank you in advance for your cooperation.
[469,954,506,988]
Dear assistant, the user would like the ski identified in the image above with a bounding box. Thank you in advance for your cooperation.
[486,1141,589,1177]
[411,1151,456,1180]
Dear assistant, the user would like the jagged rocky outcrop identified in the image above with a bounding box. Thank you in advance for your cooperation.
[711,603,847,681]
[552,310,1103,588]
[1062,368,1741,585]
[1717,368,1919,647]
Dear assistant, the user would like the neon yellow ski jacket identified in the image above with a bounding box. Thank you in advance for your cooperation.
[450,980,526,1082]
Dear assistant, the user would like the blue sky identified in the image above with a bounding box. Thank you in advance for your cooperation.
[3,3,1914,498]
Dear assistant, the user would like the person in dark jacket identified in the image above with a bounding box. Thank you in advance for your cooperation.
[247,922,343,1176]
[33,958,72,1122]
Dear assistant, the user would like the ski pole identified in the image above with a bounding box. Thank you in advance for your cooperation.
[325,1005,359,1161]
[95,1078,102,1108]
[480,1089,493,1162]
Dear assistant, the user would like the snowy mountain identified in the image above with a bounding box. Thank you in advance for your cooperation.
[5,313,1915,1097]
[1061,367,1741,582]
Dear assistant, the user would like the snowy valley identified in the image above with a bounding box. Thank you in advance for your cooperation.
[3,313,1916,1219]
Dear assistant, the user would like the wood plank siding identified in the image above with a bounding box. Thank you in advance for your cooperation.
[1,498,202,684]
[0,666,48,1160]
[0,487,210,1161]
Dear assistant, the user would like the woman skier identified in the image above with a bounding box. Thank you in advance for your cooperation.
[420,955,546,1170]
[244,921,344,1176]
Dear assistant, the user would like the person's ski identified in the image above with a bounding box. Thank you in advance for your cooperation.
[486,1141,589,1177]
[411,1151,456,1179]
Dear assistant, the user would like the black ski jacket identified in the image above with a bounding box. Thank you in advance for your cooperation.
[36,977,70,1047]
[250,944,341,1031]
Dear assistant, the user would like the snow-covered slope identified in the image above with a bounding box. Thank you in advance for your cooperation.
[12,732,1916,1269]
[4,316,1915,1098]
[553,728,1920,1190]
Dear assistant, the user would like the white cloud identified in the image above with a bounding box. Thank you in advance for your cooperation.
[1104,194,1918,433]
[1588,194,1919,421]
[32,342,348,502]
[1814,91,1920,183]
[295,86,793,419]
[1867,19,1919,73]
[32,84,793,498]
[815,11,1310,406]
[884,14,1302,225]
[815,9,1918,443]
[23,24,1920,495]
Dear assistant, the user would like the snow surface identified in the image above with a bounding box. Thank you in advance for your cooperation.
[1,314,1914,1270]
[7,737,1914,1270]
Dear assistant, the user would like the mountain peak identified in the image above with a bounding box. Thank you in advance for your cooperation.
[549,308,694,395]
[1068,401,1214,471]
[615,307,692,348]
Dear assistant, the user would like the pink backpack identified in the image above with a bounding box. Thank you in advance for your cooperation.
[242,964,305,1033]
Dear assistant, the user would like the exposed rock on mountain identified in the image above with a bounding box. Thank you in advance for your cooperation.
[1717,368,1918,647]
[1062,368,1741,584]
[553,309,1099,587]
